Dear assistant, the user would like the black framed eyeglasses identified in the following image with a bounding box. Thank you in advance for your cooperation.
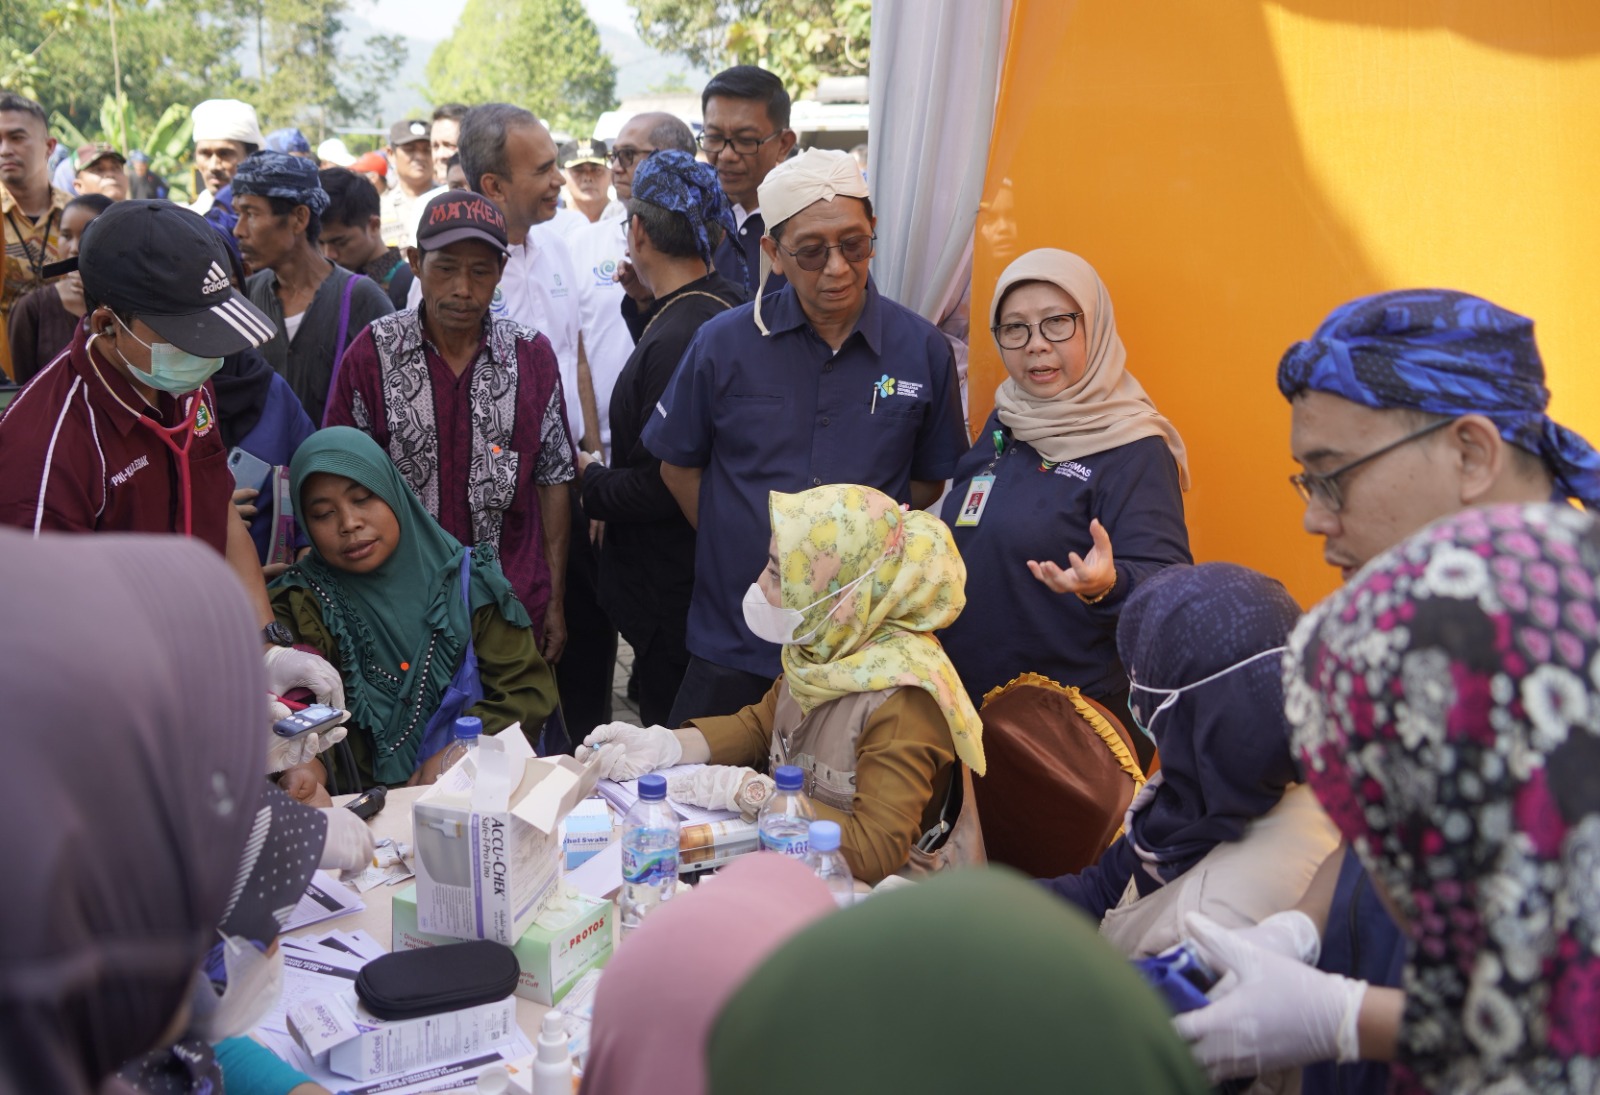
[991,312,1082,350]
[607,146,654,169]
[776,234,876,272]
[697,130,782,157]
[1288,416,1456,513]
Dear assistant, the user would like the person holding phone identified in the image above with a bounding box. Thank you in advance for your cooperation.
[0,200,348,782]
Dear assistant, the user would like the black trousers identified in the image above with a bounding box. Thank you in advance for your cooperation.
[627,629,691,728]
[554,506,616,750]
[667,654,774,727]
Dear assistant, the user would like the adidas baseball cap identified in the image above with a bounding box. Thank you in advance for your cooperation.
[78,200,276,357]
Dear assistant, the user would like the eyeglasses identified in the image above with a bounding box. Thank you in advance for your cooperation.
[1288,416,1456,513]
[697,130,782,157]
[991,313,1083,350]
[607,146,654,169]
[775,234,876,271]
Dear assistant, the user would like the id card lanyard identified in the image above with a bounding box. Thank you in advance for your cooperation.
[955,429,1006,527]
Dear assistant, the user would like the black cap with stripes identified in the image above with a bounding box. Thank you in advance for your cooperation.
[78,200,277,357]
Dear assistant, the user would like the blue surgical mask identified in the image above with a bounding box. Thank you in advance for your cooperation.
[1128,646,1288,743]
[113,315,224,394]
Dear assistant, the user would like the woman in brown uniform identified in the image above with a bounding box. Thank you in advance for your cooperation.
[580,483,985,883]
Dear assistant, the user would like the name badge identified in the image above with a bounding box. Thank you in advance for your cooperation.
[954,475,995,527]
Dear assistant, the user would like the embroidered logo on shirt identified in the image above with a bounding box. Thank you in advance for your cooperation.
[489,285,507,316]
[194,400,214,437]
[201,260,230,296]
[1039,458,1092,481]
[551,272,569,299]
[110,455,150,486]
[876,374,922,400]
[592,259,618,287]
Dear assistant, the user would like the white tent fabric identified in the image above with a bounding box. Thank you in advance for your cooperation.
[868,0,1010,411]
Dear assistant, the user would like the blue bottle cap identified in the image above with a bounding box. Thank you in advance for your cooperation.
[808,819,841,852]
[638,773,668,801]
[453,716,482,740]
[774,765,804,792]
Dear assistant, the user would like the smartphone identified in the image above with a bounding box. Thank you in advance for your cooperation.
[228,447,273,491]
[273,703,345,738]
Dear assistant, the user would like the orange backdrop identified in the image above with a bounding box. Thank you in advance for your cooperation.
[970,0,1600,606]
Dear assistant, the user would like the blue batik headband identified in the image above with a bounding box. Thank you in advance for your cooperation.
[231,150,330,215]
[630,149,735,267]
[1278,288,1600,508]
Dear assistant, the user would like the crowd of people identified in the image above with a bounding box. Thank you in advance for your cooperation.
[1,54,1598,1095]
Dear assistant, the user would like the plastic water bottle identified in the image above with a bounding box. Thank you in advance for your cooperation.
[758,765,815,859]
[805,819,855,907]
[436,716,481,772]
[619,773,679,939]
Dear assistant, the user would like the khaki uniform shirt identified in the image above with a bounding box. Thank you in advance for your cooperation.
[1,184,70,379]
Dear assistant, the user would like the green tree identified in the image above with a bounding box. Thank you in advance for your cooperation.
[427,0,617,135]
[630,0,870,98]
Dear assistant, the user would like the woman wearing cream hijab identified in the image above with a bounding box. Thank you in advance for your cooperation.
[939,248,1191,751]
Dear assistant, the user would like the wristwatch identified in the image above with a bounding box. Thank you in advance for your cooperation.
[262,621,295,647]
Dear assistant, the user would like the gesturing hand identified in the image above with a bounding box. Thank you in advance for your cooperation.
[1028,517,1116,600]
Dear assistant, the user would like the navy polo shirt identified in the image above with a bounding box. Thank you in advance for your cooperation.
[938,413,1192,703]
[644,277,967,678]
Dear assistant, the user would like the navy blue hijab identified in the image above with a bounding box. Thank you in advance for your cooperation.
[1119,562,1303,884]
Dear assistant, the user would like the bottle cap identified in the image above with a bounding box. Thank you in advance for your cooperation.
[536,1011,569,1062]
[453,715,482,740]
[774,765,804,792]
[638,772,668,801]
[808,819,841,852]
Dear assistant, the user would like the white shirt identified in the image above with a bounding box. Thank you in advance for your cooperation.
[566,216,635,452]
[406,220,584,443]
[731,202,758,232]
[546,206,590,247]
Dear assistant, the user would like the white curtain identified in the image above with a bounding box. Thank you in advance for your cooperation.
[868,0,1010,410]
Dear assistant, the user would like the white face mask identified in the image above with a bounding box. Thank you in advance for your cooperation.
[1128,646,1287,743]
[190,935,284,1042]
[741,561,883,646]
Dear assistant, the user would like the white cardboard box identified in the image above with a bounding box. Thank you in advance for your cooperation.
[411,729,600,945]
[286,990,517,1081]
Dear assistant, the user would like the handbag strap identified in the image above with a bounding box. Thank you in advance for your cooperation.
[457,547,476,660]
[325,272,360,413]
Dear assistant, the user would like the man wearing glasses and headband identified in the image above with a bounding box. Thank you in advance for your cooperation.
[1170,288,1600,1094]
[644,147,966,726]
[698,65,798,296]
[1281,288,1599,582]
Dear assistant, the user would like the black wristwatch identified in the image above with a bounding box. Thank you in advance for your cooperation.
[262,621,295,647]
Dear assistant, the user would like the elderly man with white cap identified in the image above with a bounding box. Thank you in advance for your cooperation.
[642,148,967,725]
[188,98,264,244]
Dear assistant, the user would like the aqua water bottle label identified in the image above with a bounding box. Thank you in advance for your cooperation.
[760,831,810,858]
[621,844,678,884]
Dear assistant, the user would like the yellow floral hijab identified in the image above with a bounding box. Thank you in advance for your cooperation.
[770,485,985,775]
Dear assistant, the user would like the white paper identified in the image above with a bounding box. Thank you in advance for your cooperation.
[565,839,623,900]
[281,871,366,932]
[255,1026,536,1095]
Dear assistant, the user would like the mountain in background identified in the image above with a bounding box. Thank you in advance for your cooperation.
[342,1,708,134]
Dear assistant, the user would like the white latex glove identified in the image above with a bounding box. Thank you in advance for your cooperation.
[1173,912,1367,1081]
[1232,909,1322,966]
[263,645,346,709]
[575,722,682,781]
[667,765,775,821]
[319,803,377,880]
[265,696,350,772]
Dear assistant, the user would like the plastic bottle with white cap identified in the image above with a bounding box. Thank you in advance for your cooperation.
[532,1010,574,1094]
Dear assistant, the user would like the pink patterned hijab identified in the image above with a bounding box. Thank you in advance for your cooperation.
[1287,502,1600,1094]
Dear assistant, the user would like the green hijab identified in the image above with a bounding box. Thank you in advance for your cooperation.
[273,427,531,783]
[708,868,1210,1094]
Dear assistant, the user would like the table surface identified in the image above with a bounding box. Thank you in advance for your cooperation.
[301,786,555,1034]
